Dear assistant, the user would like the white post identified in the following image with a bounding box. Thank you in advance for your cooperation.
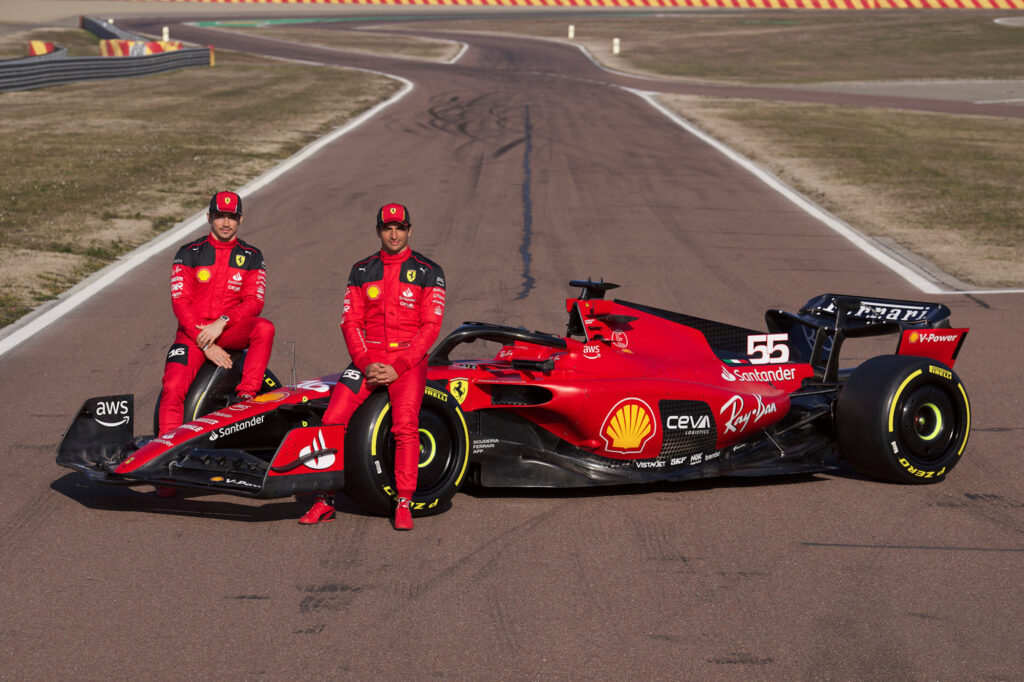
[568,25,575,40]
[162,26,169,42]
[612,38,620,56]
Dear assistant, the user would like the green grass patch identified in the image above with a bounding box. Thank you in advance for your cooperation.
[0,49,398,328]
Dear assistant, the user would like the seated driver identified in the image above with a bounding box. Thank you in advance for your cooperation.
[157,191,275,440]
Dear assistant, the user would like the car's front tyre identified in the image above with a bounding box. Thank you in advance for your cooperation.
[343,383,470,516]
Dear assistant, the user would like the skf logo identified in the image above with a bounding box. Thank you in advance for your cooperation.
[600,398,656,454]
[448,379,469,405]
[406,270,416,283]
[300,429,334,470]
[367,285,381,299]
[196,268,212,282]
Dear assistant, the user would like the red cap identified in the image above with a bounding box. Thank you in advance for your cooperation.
[209,191,243,216]
[376,203,410,228]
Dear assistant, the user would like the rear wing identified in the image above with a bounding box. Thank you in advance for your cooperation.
[766,294,967,382]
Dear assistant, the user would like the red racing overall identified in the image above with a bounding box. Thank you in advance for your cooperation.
[158,235,274,433]
[322,247,446,500]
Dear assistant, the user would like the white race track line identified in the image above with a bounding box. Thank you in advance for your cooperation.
[0,68,414,360]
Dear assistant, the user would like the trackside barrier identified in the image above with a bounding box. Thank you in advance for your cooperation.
[99,40,185,57]
[137,0,1024,7]
[0,17,209,93]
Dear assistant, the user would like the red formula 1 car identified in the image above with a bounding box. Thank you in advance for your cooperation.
[58,280,971,516]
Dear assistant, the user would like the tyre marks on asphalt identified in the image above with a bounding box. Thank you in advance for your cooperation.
[516,105,534,301]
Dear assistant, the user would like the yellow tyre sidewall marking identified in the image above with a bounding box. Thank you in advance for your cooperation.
[888,369,923,433]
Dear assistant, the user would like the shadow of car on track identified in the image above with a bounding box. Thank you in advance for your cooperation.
[459,470,846,502]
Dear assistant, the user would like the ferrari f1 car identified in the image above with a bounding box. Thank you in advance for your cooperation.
[58,280,971,516]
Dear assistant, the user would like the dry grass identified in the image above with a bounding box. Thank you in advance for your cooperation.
[0,27,102,58]
[420,11,1024,83]
[665,96,1024,287]
[216,21,461,62]
[0,48,398,327]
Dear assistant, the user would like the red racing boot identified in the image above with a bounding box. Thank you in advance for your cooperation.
[299,493,335,525]
[393,497,413,531]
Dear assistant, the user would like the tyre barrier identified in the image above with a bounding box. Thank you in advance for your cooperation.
[0,17,210,93]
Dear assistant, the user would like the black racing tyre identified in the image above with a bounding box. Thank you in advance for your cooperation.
[836,355,970,484]
[343,383,470,517]
[152,349,281,434]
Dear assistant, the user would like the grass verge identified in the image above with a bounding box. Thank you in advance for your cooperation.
[0,47,398,329]
[420,10,1024,83]
[220,23,461,62]
[666,97,1024,288]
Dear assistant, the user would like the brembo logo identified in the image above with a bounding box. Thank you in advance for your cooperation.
[600,398,657,454]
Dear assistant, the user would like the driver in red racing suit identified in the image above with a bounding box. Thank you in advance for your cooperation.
[158,191,275,438]
[300,203,446,531]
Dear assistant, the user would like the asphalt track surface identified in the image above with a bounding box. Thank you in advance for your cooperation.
[2,13,1024,680]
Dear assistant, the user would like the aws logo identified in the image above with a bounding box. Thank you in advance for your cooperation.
[600,398,657,454]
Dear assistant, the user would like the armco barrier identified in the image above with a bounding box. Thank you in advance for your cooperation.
[0,17,209,93]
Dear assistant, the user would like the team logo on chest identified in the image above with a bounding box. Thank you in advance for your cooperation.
[406,269,416,283]
[235,254,246,267]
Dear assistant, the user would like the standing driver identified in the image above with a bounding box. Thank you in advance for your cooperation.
[158,191,275,439]
[300,203,446,530]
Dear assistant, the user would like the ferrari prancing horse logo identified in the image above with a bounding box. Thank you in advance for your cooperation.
[447,379,469,405]
[235,254,246,267]
[406,269,416,283]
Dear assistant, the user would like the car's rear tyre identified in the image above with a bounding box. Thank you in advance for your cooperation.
[837,355,970,484]
[152,349,281,434]
[344,384,470,517]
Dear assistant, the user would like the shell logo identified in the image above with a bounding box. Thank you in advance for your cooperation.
[600,398,657,454]
[253,391,289,403]
[909,331,920,343]
[367,285,381,299]
[197,268,212,282]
